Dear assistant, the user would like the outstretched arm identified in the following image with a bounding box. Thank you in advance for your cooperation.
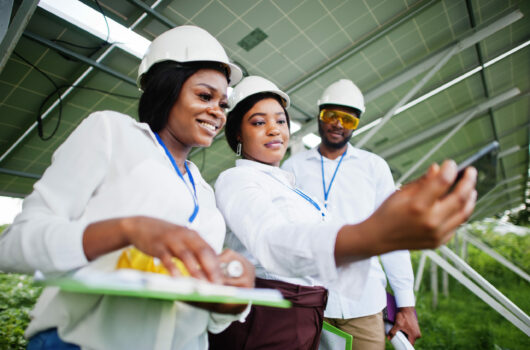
[335,160,477,264]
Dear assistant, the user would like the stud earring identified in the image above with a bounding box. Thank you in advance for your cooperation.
[236,142,242,156]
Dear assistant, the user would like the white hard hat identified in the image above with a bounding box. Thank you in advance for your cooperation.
[137,25,242,88]
[317,79,365,115]
[228,76,290,112]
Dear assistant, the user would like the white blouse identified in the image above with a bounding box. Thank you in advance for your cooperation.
[0,111,243,350]
[215,159,344,287]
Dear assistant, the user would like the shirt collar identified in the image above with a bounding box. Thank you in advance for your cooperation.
[306,143,360,161]
[236,159,296,186]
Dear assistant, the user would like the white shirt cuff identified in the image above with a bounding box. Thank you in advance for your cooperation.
[393,289,415,307]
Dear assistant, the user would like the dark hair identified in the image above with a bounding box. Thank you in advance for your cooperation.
[138,61,229,132]
[225,92,290,153]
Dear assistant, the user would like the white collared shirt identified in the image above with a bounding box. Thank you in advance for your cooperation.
[0,111,244,350]
[215,159,348,289]
[282,143,415,318]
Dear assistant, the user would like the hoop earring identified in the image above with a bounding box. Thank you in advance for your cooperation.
[236,142,242,156]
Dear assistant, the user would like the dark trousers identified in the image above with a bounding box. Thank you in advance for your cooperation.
[209,278,328,350]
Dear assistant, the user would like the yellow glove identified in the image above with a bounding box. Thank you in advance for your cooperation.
[116,247,190,276]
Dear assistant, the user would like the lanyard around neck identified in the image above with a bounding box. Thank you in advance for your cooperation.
[318,148,347,208]
[266,172,325,220]
[155,133,199,224]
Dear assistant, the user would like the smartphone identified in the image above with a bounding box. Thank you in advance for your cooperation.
[452,141,499,198]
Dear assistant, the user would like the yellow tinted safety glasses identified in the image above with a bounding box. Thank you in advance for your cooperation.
[319,109,360,130]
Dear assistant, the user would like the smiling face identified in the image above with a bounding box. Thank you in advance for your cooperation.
[318,105,358,150]
[161,68,228,149]
[239,98,290,167]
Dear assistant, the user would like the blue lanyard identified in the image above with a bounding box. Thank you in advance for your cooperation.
[267,173,325,220]
[319,148,347,208]
[154,133,199,224]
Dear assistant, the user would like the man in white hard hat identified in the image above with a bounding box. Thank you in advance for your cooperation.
[282,79,421,350]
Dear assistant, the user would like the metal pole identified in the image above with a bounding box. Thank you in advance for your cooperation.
[430,259,438,309]
[414,252,427,293]
[397,108,476,185]
[426,250,530,336]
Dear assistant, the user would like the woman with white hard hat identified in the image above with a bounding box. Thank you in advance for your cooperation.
[0,25,254,350]
[209,76,478,349]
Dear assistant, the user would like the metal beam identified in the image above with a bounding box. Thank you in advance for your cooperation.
[439,246,530,326]
[464,0,505,181]
[461,231,530,284]
[380,88,521,158]
[0,2,163,165]
[125,0,176,28]
[426,250,530,336]
[0,0,14,43]
[472,193,523,220]
[0,0,39,75]
[22,31,136,85]
[472,198,522,221]
[476,185,523,208]
[291,9,524,143]
[499,145,522,158]
[474,174,523,207]
[0,167,40,179]
[364,8,522,102]
[357,43,459,149]
[397,105,475,185]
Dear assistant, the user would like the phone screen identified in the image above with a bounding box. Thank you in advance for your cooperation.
[453,141,499,199]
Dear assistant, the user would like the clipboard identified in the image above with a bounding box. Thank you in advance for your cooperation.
[39,269,291,308]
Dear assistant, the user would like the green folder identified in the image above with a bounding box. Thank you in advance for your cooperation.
[39,270,290,308]
[321,321,353,350]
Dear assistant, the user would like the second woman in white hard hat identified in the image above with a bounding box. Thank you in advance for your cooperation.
[209,76,477,349]
[0,25,254,350]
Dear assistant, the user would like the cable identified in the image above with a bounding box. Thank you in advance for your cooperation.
[14,51,138,140]
[14,0,137,141]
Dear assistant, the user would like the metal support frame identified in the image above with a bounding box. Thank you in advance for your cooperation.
[430,259,438,309]
[0,0,39,75]
[499,145,522,158]
[397,107,476,185]
[414,252,427,293]
[290,9,523,143]
[380,88,521,158]
[439,246,530,326]
[0,0,14,43]
[464,0,505,181]
[473,185,523,214]
[125,0,176,28]
[0,167,40,179]
[426,250,530,336]
[473,174,523,207]
[460,230,530,283]
[356,44,458,149]
[472,197,523,221]
[0,1,164,165]
[22,31,136,85]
